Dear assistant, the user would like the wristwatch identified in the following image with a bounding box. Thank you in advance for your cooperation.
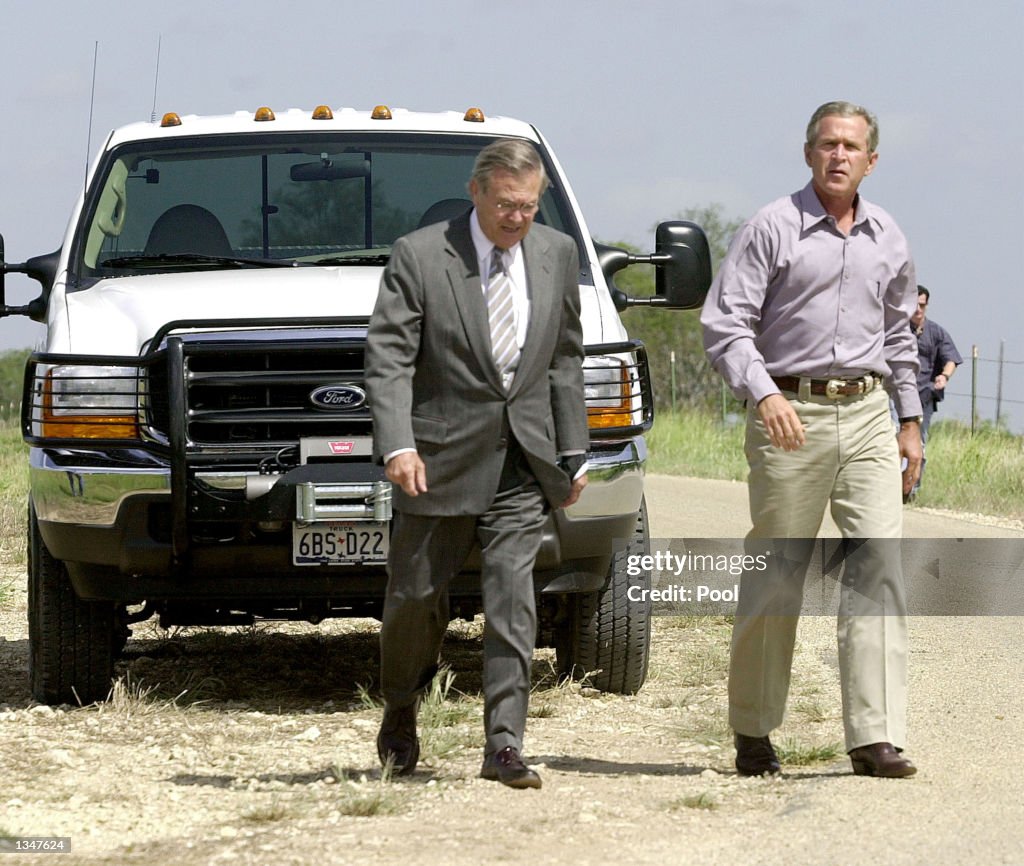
[899,415,923,425]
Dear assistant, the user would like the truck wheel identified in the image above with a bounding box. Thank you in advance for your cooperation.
[558,498,651,694]
[28,502,115,705]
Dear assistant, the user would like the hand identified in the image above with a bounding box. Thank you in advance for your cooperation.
[385,451,428,496]
[756,393,806,451]
[897,420,923,497]
[559,472,587,509]
[933,372,948,392]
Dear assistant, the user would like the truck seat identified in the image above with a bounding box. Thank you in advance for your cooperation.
[144,204,233,257]
[417,198,471,229]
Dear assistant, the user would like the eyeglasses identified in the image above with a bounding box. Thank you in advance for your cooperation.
[493,200,539,216]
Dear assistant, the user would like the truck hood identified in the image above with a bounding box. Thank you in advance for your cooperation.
[61,266,384,355]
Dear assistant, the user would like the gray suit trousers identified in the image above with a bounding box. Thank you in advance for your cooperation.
[379,463,547,756]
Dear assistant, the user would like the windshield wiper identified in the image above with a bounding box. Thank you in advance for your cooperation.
[310,253,390,266]
[100,253,299,270]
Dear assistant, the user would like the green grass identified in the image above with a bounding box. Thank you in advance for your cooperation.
[418,666,480,763]
[0,420,28,574]
[775,737,843,766]
[646,410,747,481]
[646,411,1023,520]
[914,420,1024,517]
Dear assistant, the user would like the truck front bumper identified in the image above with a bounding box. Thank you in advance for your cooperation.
[31,438,645,601]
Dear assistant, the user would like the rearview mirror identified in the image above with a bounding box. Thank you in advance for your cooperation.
[290,159,371,182]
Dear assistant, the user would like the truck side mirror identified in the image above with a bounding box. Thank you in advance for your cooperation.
[654,220,712,310]
[596,220,712,312]
[0,234,59,321]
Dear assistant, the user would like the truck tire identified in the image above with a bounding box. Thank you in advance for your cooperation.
[558,498,651,694]
[28,502,115,705]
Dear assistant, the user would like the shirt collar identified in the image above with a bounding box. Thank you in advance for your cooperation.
[797,181,883,236]
[469,208,522,266]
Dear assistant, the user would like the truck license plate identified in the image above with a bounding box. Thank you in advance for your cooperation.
[292,522,389,565]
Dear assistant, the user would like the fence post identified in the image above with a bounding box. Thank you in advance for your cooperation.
[669,350,677,415]
[995,339,1005,428]
[971,344,978,435]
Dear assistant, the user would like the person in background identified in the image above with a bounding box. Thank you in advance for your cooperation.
[909,285,962,496]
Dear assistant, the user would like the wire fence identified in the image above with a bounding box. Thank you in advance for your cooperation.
[943,344,1023,433]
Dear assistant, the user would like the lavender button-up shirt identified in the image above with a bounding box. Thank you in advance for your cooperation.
[701,183,922,418]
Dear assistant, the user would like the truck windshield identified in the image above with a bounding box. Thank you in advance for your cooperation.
[75,132,577,282]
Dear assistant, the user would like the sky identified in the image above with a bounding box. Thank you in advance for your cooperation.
[1,0,1021,430]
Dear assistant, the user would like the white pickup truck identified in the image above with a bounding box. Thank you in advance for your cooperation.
[0,104,710,705]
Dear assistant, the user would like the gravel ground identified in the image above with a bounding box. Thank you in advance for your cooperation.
[0,475,1021,865]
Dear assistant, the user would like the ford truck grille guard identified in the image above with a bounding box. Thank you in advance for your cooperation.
[22,323,655,453]
[22,322,653,560]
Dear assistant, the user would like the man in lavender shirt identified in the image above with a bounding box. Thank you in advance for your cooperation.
[701,101,923,779]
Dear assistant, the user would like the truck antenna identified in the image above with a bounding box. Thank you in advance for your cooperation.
[150,35,163,123]
[84,41,99,194]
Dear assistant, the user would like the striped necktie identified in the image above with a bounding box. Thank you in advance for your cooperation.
[486,247,520,384]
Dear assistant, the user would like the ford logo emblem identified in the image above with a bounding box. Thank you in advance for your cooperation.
[309,384,367,411]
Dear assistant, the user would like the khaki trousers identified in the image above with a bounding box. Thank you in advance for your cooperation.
[728,385,909,751]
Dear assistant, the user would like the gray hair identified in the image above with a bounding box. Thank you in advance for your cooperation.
[806,101,880,153]
[469,139,549,195]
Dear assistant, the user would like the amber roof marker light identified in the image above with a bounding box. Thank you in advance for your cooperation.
[160,112,182,128]
[253,106,276,122]
[464,107,486,123]
[371,105,393,120]
[312,105,334,120]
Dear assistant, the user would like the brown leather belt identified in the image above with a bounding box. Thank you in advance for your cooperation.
[772,374,881,399]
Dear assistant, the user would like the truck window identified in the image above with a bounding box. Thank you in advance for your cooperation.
[75,133,577,282]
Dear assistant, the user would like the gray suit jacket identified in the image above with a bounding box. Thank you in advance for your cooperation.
[365,212,588,515]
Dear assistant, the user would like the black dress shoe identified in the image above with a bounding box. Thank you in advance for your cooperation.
[480,746,542,789]
[735,732,781,777]
[848,742,917,778]
[376,702,419,775]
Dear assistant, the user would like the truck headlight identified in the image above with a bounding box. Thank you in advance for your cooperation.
[583,355,633,430]
[38,365,141,439]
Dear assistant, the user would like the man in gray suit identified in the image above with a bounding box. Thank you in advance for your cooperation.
[365,139,589,789]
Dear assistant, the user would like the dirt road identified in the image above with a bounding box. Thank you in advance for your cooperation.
[1,476,1022,865]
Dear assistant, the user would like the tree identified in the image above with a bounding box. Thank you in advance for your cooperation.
[603,203,745,414]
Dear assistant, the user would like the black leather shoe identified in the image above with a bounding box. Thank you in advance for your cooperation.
[480,746,542,789]
[848,742,917,778]
[376,702,420,775]
[735,732,781,777]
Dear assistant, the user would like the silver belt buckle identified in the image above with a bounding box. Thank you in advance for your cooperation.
[825,378,845,399]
